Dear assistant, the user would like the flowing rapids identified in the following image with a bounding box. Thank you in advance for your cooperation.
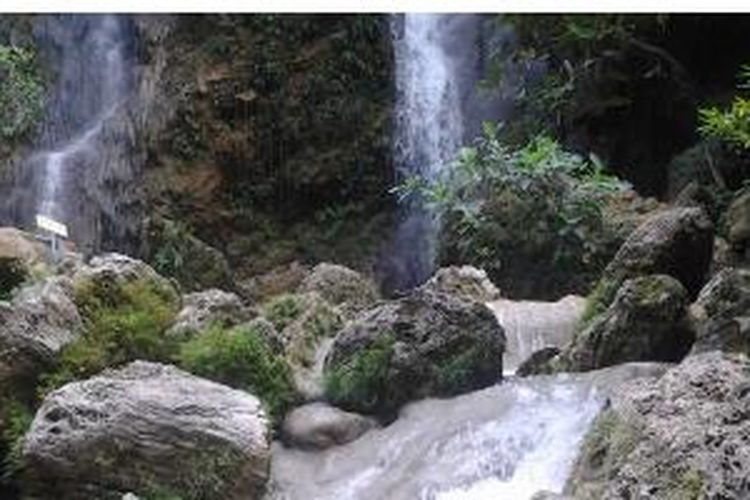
[267,363,665,500]
[488,296,586,373]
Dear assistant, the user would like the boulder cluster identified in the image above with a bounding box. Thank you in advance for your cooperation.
[0,232,506,499]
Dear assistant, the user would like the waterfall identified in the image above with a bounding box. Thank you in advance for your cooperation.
[36,15,127,224]
[267,363,666,500]
[379,14,509,294]
[392,14,465,182]
[0,14,144,255]
[489,296,587,373]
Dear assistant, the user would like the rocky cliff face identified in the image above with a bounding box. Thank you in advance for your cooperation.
[0,14,394,279]
[137,15,395,278]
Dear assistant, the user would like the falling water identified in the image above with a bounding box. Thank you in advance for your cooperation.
[0,14,142,254]
[392,14,465,181]
[36,14,127,225]
[380,14,509,294]
[489,296,587,373]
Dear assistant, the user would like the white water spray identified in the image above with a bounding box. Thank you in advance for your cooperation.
[36,15,126,226]
[267,363,665,500]
[392,14,465,180]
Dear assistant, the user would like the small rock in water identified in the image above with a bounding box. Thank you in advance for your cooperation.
[282,402,378,450]
[516,346,561,377]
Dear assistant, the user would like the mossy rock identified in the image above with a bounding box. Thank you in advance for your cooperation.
[177,323,297,422]
[324,289,505,416]
[563,275,694,371]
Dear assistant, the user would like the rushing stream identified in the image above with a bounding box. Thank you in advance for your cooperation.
[489,296,586,373]
[268,363,665,500]
[268,296,666,500]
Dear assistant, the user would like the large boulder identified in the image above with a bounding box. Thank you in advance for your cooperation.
[0,276,81,397]
[72,253,180,314]
[566,351,750,499]
[559,275,694,372]
[421,265,500,303]
[690,267,750,354]
[236,262,310,304]
[166,289,255,341]
[297,263,379,317]
[0,227,49,299]
[21,361,271,499]
[603,207,714,298]
[324,289,505,416]
[281,402,377,451]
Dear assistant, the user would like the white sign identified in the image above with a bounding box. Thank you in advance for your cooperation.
[36,214,69,238]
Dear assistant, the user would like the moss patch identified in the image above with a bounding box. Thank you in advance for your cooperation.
[177,323,296,422]
[40,281,179,395]
[578,275,624,330]
[567,409,643,496]
[263,294,305,332]
[434,346,496,395]
[0,257,26,301]
[325,334,394,414]
[0,398,33,485]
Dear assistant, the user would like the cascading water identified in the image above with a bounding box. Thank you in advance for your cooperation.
[489,296,587,373]
[267,363,666,500]
[0,14,143,255]
[36,14,127,224]
[379,14,509,294]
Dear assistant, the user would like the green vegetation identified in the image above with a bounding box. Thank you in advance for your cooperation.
[668,468,704,500]
[491,15,673,144]
[569,409,643,495]
[0,45,44,141]
[699,64,750,151]
[151,219,192,280]
[397,125,627,297]
[283,299,343,367]
[579,275,624,329]
[1,399,33,482]
[177,324,296,421]
[0,257,26,301]
[263,294,304,332]
[40,281,179,395]
[325,334,394,414]
[435,347,492,395]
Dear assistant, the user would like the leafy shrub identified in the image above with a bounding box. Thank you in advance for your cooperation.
[40,281,179,395]
[0,45,44,140]
[325,334,394,414]
[177,324,296,421]
[263,294,304,332]
[0,257,26,301]
[699,64,750,150]
[492,15,673,144]
[396,124,628,298]
[1,399,33,483]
